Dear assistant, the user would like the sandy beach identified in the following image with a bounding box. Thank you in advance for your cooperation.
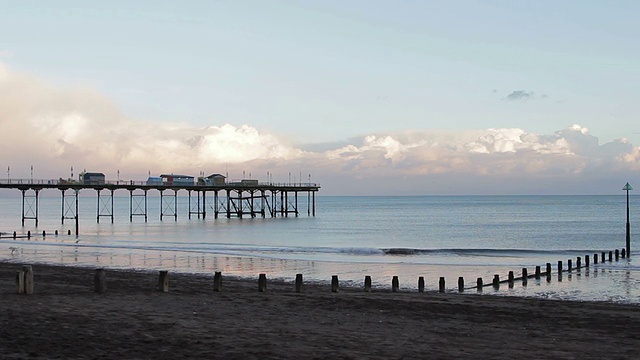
[1,262,639,359]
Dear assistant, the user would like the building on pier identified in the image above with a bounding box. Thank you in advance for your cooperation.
[80,172,105,185]
[159,174,194,186]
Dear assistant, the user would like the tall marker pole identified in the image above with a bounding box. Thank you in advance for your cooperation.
[623,182,633,257]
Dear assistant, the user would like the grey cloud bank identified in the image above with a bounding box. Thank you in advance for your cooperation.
[1,63,638,195]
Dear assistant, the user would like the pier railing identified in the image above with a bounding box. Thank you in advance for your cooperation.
[0,178,319,188]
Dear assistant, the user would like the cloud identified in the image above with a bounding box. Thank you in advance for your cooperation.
[1,62,638,195]
[504,90,536,101]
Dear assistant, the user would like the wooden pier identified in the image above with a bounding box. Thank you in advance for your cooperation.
[0,179,320,232]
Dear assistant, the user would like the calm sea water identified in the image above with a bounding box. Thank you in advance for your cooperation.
[0,192,639,303]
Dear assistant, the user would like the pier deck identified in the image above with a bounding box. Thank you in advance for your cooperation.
[0,179,320,232]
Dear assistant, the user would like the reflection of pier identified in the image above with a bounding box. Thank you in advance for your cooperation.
[0,179,320,233]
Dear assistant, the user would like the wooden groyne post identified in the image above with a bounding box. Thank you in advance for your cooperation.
[158,270,169,292]
[258,273,267,292]
[94,269,106,293]
[438,277,445,293]
[295,273,303,293]
[476,277,483,292]
[458,277,464,293]
[213,271,222,292]
[492,275,499,289]
[331,275,339,293]
[392,276,399,292]
[14,267,35,294]
[364,275,372,292]
[418,276,424,293]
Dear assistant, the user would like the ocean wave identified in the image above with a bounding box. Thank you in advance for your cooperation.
[380,248,599,256]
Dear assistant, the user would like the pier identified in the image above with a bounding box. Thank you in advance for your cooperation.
[0,178,320,232]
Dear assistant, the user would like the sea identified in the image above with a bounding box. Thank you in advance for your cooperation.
[1,192,639,304]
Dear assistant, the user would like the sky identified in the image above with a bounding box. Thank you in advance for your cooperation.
[1,1,639,195]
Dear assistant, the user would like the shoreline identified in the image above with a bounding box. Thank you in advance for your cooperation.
[1,261,639,359]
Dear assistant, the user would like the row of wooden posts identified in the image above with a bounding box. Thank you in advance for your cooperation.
[1,230,71,239]
[15,248,628,295]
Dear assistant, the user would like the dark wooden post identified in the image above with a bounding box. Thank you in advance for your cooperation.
[508,271,514,287]
[477,277,483,292]
[295,273,303,293]
[94,269,106,293]
[331,275,339,293]
[522,268,528,285]
[615,249,620,261]
[392,276,399,292]
[418,276,425,293]
[535,266,541,279]
[622,248,626,258]
[23,265,34,295]
[594,253,598,264]
[557,260,563,273]
[364,276,372,292]
[16,270,25,294]
[213,271,222,292]
[458,277,464,292]
[609,251,613,261]
[158,271,169,292]
[585,255,590,267]
[576,257,581,269]
[567,259,572,271]
[438,277,445,293]
[258,273,267,292]
[492,275,499,289]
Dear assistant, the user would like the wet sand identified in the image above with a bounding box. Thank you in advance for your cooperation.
[1,262,639,359]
